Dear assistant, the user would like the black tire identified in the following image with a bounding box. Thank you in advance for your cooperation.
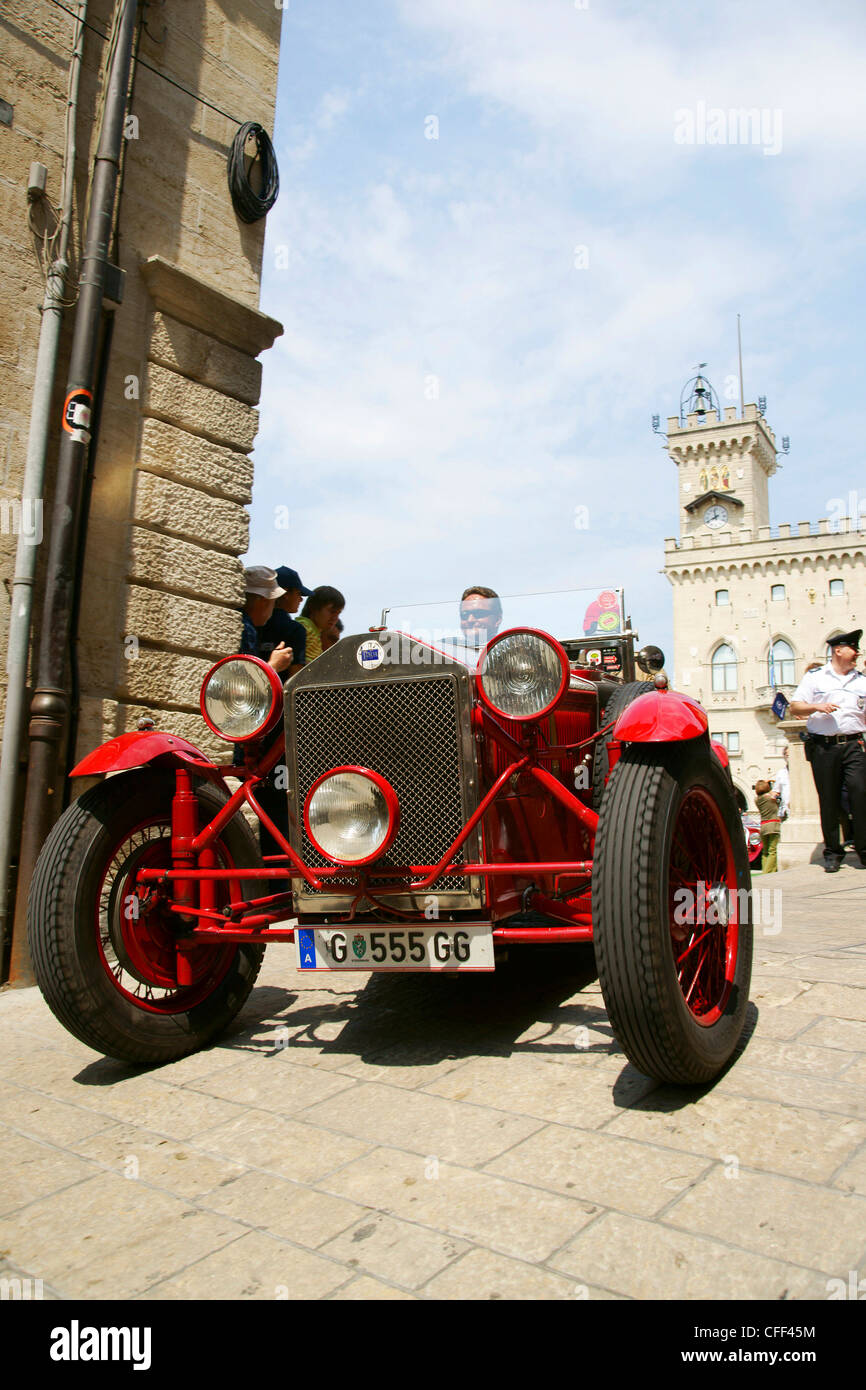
[591,680,654,809]
[28,770,266,1066]
[592,739,753,1084]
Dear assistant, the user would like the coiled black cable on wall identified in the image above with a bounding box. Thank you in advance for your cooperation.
[227,122,279,223]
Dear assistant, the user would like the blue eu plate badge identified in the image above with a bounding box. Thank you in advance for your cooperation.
[297,929,317,969]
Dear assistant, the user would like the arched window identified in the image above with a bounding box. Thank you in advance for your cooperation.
[711,643,737,692]
[770,639,795,686]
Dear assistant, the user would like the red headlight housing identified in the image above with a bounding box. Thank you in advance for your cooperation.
[476,628,570,722]
[199,655,284,743]
[304,766,400,866]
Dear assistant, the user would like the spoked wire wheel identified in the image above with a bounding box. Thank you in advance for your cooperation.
[97,822,236,1012]
[668,787,739,1026]
[28,770,265,1065]
[592,740,753,1084]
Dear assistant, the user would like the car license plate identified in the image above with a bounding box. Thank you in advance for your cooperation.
[295,924,494,972]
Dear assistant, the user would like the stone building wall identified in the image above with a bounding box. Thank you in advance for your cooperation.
[0,1,283,770]
[665,516,865,805]
[663,399,865,859]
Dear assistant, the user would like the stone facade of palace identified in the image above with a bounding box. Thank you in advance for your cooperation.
[663,399,865,862]
[0,0,283,768]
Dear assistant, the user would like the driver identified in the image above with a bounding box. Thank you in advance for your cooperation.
[459,586,503,650]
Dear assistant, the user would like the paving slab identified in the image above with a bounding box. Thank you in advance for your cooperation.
[317,1145,599,1263]
[424,1248,592,1300]
[1,861,864,1299]
[549,1212,827,1300]
[604,1090,865,1183]
[139,1229,350,1300]
[295,1080,545,1166]
[664,1167,866,1274]
[319,1211,468,1288]
[198,1171,367,1248]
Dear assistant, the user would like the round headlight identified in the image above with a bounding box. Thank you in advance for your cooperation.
[477,628,569,721]
[305,768,399,866]
[200,656,282,742]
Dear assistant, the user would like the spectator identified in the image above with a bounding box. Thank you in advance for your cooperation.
[240,566,293,675]
[754,779,781,873]
[255,565,310,674]
[322,616,344,652]
[298,586,345,663]
[238,566,293,863]
[773,749,790,820]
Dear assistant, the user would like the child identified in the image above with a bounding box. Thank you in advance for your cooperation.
[754,779,781,873]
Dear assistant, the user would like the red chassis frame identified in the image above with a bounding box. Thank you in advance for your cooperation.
[71,685,710,956]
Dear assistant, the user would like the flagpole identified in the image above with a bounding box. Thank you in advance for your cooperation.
[737,313,745,419]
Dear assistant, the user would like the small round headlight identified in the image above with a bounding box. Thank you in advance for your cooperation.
[477,628,569,721]
[200,656,282,742]
[305,768,399,866]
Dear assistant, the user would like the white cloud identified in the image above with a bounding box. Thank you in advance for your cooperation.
[248,0,866,658]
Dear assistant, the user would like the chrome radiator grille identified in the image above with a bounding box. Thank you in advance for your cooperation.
[290,675,472,893]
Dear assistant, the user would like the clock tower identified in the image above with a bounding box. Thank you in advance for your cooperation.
[667,367,777,541]
[661,364,864,863]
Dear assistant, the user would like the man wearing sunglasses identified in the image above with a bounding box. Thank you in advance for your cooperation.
[790,629,866,872]
[458,586,503,650]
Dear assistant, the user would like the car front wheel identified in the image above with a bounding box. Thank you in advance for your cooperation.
[592,739,753,1084]
[27,770,265,1066]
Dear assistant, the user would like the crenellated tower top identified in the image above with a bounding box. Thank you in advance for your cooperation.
[664,368,778,539]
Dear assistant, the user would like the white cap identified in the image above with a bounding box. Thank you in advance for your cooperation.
[244,565,285,600]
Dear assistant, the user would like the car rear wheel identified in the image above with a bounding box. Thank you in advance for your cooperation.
[28,770,265,1066]
[592,740,753,1084]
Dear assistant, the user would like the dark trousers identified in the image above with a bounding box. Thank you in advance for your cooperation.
[810,738,866,857]
[255,774,290,860]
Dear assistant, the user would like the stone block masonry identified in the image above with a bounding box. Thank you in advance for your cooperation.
[1,1,285,773]
[109,259,282,761]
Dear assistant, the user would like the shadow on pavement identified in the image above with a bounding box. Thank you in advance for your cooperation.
[227,943,615,1071]
[69,951,761,1113]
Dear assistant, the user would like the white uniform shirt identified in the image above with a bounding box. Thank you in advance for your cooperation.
[773,764,790,815]
[791,661,866,735]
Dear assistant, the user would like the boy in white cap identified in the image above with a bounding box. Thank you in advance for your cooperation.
[241,566,294,675]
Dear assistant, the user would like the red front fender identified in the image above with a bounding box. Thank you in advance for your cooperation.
[71,731,222,779]
[613,689,708,743]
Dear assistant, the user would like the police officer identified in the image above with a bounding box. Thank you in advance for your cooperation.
[789,630,866,872]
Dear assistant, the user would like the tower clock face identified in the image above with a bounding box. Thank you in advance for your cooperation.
[704,504,728,529]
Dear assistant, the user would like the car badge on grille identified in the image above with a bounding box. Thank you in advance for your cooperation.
[357,639,385,670]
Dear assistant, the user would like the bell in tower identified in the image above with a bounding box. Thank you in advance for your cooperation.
[680,364,721,425]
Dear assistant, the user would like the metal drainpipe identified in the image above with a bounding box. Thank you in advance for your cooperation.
[8,0,139,984]
[0,2,87,978]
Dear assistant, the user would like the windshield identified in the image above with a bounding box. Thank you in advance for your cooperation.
[382,586,630,668]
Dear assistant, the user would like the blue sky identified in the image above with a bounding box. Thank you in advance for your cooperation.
[245,0,866,662]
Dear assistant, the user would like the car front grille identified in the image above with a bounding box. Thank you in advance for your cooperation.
[290,675,473,894]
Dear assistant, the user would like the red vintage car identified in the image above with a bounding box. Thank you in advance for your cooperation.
[28,589,753,1084]
[742,813,764,868]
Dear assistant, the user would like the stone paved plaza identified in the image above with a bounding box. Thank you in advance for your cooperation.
[1,861,864,1301]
